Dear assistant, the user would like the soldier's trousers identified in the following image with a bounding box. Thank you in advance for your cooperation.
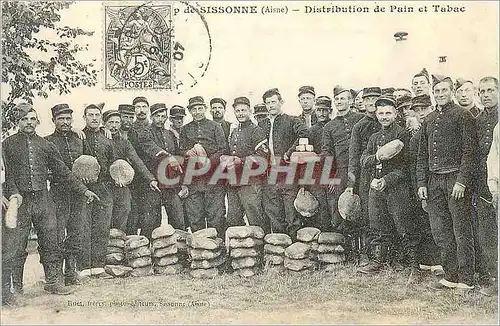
[2,190,61,298]
[109,184,132,232]
[411,202,441,266]
[227,184,268,233]
[305,186,331,232]
[184,185,226,237]
[368,182,419,266]
[427,172,475,285]
[141,187,186,240]
[327,167,349,232]
[475,196,498,282]
[49,184,86,261]
[79,182,113,270]
[263,184,302,241]
[126,182,143,235]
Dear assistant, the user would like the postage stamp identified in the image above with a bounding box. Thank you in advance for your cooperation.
[104,1,212,92]
[104,3,173,90]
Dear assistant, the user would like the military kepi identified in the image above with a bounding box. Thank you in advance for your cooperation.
[411,94,432,108]
[170,105,186,117]
[51,103,73,118]
[118,104,135,114]
[233,96,250,107]
[150,103,167,115]
[210,98,227,107]
[187,96,206,109]
[133,96,149,106]
[375,95,396,108]
[316,96,332,109]
[362,87,382,98]
[102,109,120,122]
[298,85,315,97]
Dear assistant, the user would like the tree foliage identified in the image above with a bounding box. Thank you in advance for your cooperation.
[2,1,97,130]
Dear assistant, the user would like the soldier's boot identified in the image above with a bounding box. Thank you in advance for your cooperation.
[357,231,370,266]
[404,239,423,285]
[2,265,13,306]
[64,256,81,286]
[357,245,389,274]
[43,261,75,295]
[11,263,25,295]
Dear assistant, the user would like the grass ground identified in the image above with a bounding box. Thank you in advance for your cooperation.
[1,244,498,324]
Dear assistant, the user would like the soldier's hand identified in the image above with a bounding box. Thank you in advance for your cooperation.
[345,187,353,194]
[72,127,86,140]
[492,193,498,210]
[104,129,112,140]
[233,156,242,165]
[451,183,465,200]
[81,177,90,184]
[2,196,9,210]
[149,180,161,193]
[418,187,428,200]
[186,148,197,157]
[115,181,125,187]
[84,190,100,204]
[178,185,189,198]
[378,178,387,191]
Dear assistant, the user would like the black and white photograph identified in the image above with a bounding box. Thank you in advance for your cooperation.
[1,0,498,324]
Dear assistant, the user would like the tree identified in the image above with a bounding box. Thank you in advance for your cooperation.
[2,1,97,130]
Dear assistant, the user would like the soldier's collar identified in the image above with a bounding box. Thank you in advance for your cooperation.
[484,104,498,114]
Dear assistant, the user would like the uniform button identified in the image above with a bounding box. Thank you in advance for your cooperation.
[433,142,437,145]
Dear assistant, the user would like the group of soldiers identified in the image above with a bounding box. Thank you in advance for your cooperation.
[1,67,498,306]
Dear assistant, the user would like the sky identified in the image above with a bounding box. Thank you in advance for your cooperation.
[2,0,499,135]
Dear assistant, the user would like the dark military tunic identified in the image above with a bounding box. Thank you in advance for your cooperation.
[225,120,268,231]
[416,101,477,285]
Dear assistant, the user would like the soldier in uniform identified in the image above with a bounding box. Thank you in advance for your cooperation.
[79,104,116,278]
[45,104,87,286]
[118,104,136,135]
[180,96,228,237]
[224,97,269,232]
[455,78,481,118]
[395,94,413,128]
[354,90,366,114]
[322,87,364,233]
[168,105,186,144]
[382,88,396,96]
[474,76,498,296]
[305,96,334,231]
[137,103,186,239]
[406,95,443,276]
[297,85,317,128]
[2,104,99,301]
[210,98,232,140]
[260,88,308,241]
[253,103,270,128]
[417,75,477,291]
[358,96,418,275]
[411,68,431,96]
[102,110,160,232]
[347,87,382,264]
[126,96,151,235]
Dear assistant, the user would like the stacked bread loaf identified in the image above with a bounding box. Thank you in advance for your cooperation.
[284,242,315,275]
[226,226,264,277]
[124,235,152,277]
[263,233,292,272]
[151,225,182,275]
[105,229,132,277]
[106,228,126,265]
[315,232,346,271]
[296,227,321,267]
[187,228,226,279]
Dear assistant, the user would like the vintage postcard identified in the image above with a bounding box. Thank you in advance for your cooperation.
[1,0,498,324]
